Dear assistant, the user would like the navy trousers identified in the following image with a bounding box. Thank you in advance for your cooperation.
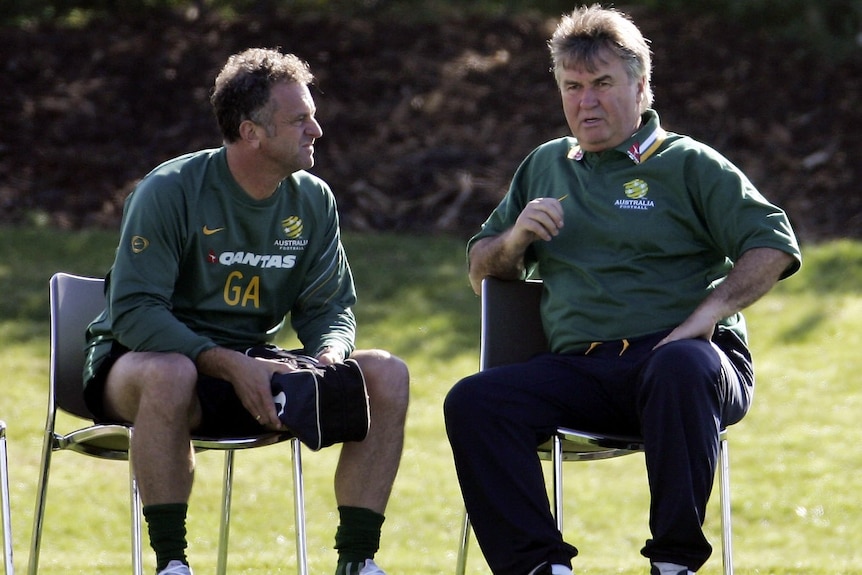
[444,328,753,575]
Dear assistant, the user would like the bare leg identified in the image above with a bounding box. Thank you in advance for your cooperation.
[334,349,409,513]
[102,352,203,504]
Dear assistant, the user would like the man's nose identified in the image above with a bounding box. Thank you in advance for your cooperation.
[308,118,323,138]
[580,87,599,107]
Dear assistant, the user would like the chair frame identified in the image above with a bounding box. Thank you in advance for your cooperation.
[1,420,13,575]
[29,272,308,575]
[455,277,733,575]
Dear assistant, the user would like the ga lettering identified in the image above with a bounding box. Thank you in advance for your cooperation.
[223,271,260,308]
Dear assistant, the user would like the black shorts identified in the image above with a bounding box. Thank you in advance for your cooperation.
[84,341,270,438]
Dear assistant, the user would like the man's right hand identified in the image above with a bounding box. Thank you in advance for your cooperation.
[467,196,565,293]
[196,347,292,430]
[512,197,565,244]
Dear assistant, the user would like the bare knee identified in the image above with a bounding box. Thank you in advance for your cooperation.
[350,349,410,413]
[104,352,200,424]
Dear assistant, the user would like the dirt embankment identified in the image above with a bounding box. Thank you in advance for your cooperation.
[2,8,859,241]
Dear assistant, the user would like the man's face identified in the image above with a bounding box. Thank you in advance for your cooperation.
[257,81,323,174]
[558,52,645,152]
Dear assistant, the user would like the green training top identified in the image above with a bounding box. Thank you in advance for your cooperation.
[84,147,356,382]
[469,110,801,353]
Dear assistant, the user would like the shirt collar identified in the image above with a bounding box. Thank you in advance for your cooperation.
[567,109,667,165]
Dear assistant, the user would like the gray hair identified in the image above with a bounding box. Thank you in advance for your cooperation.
[549,4,653,111]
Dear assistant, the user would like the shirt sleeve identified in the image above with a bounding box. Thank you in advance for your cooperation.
[685,143,802,279]
[106,171,217,360]
[466,147,543,278]
[289,187,357,359]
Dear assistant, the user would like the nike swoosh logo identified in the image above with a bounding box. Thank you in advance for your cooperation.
[273,391,286,417]
[202,225,225,235]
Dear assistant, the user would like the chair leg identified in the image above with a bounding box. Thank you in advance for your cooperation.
[291,438,308,575]
[718,436,733,575]
[27,427,56,575]
[216,450,235,575]
[1,423,14,575]
[552,434,564,532]
[455,510,471,575]
[129,436,144,575]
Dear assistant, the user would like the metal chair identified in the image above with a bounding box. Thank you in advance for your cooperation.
[455,277,733,575]
[1,420,13,575]
[29,272,308,575]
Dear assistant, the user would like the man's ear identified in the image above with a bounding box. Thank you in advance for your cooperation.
[238,119,262,147]
[636,76,647,105]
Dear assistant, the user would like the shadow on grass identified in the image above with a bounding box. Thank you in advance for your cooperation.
[776,240,862,296]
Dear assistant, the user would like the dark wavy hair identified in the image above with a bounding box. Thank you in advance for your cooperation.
[211,48,315,142]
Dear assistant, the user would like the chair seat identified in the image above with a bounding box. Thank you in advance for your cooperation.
[539,428,644,462]
[54,426,296,460]
[192,432,295,451]
[541,427,728,462]
[54,425,132,460]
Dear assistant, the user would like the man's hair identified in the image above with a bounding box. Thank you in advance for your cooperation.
[211,48,315,142]
[549,4,653,111]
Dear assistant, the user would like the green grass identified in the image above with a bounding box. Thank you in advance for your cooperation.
[1,227,861,574]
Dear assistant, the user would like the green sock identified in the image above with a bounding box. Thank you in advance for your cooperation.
[143,503,189,571]
[334,506,385,575]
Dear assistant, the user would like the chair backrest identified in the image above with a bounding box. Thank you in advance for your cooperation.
[49,273,106,420]
[480,277,548,370]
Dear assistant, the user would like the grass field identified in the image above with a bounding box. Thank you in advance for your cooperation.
[1,227,860,574]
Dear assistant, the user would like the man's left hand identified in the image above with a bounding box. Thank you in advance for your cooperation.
[316,346,343,366]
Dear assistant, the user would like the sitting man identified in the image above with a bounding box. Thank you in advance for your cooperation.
[83,48,409,575]
[444,5,801,575]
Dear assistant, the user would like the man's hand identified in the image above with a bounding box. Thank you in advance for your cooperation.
[654,308,718,349]
[511,197,565,244]
[468,196,566,293]
[654,247,795,350]
[197,347,294,430]
[315,346,343,366]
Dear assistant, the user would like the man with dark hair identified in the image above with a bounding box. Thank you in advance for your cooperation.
[84,48,409,575]
[445,6,801,575]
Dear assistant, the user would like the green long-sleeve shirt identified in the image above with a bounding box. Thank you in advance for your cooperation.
[84,147,356,385]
